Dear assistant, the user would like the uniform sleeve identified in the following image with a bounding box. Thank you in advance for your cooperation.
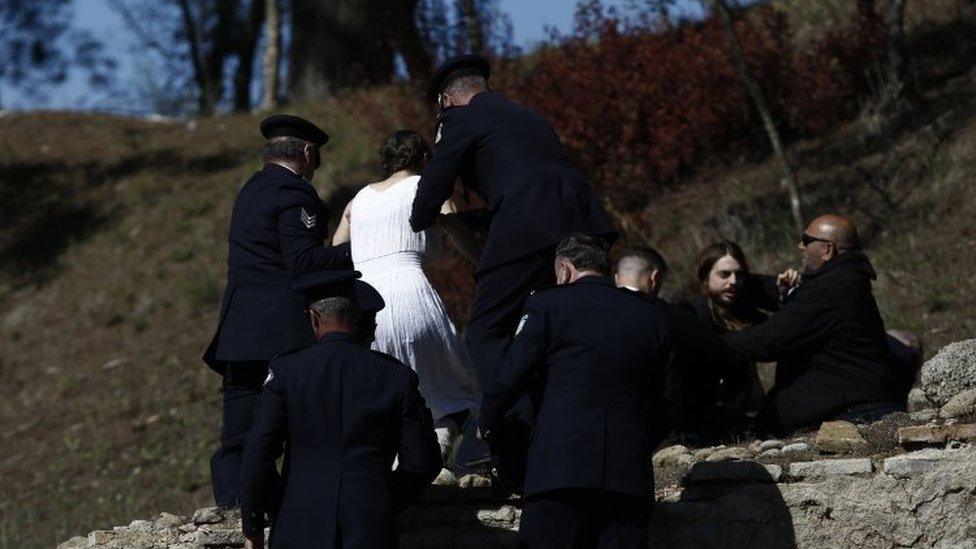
[725,286,833,363]
[479,296,548,436]
[648,312,672,447]
[410,110,478,232]
[240,370,287,537]
[391,370,442,511]
[277,186,352,274]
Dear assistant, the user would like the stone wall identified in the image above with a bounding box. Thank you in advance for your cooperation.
[60,340,976,548]
[59,446,976,549]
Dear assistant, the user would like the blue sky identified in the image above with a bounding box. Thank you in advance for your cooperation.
[4,0,700,112]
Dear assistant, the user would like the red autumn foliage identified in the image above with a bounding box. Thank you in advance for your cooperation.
[507,3,887,213]
[347,1,889,325]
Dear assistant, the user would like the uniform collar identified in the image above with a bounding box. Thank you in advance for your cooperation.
[264,162,303,179]
[316,331,357,344]
[575,274,613,286]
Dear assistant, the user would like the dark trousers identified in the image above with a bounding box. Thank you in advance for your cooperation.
[518,489,650,549]
[211,361,268,508]
[465,247,555,492]
[466,247,557,389]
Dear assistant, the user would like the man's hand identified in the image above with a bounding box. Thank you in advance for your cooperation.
[244,533,264,549]
[776,268,800,297]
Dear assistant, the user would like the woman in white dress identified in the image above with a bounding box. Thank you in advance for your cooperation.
[332,130,481,460]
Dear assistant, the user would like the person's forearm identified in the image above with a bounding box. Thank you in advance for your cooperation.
[437,213,483,264]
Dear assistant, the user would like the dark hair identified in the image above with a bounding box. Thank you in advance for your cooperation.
[380,130,431,178]
[555,233,611,275]
[617,246,668,278]
[694,240,750,288]
[262,136,310,163]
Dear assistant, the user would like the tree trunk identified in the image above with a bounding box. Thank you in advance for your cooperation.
[457,0,485,54]
[710,0,804,233]
[382,0,432,82]
[289,0,394,99]
[885,0,908,102]
[176,0,213,115]
[261,0,281,110]
[233,0,266,112]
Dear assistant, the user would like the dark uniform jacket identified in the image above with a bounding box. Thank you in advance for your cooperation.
[241,332,442,548]
[203,164,352,372]
[725,252,904,430]
[410,92,616,273]
[480,276,670,500]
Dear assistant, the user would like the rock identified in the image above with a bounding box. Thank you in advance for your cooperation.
[128,519,153,531]
[884,448,953,477]
[815,420,868,454]
[705,446,754,462]
[781,442,811,454]
[653,444,691,468]
[684,461,782,483]
[476,506,518,525]
[759,439,783,452]
[909,409,938,422]
[433,468,458,486]
[898,424,976,446]
[789,458,873,478]
[654,446,976,548]
[62,448,976,548]
[56,536,88,549]
[747,440,762,454]
[195,527,243,546]
[758,448,781,459]
[939,387,976,419]
[907,387,933,412]
[692,446,722,461]
[155,512,183,529]
[101,358,128,370]
[191,507,224,525]
[920,339,976,406]
[458,473,491,488]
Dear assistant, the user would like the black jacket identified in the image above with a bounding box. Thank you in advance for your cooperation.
[204,164,352,372]
[410,92,617,273]
[725,252,904,430]
[240,333,442,548]
[480,276,670,500]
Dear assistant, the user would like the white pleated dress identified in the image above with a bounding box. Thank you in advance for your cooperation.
[349,175,480,422]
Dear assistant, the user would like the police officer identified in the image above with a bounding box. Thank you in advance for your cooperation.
[240,271,441,549]
[204,114,353,507]
[480,234,670,548]
[410,54,617,489]
[353,280,384,347]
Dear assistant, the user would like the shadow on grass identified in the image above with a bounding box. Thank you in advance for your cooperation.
[0,203,113,286]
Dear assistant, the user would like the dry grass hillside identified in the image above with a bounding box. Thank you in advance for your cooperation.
[2,32,976,549]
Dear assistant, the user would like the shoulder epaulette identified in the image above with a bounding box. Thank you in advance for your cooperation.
[528,283,562,296]
[271,346,306,362]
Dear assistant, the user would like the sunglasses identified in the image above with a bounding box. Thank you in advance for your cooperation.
[800,233,833,246]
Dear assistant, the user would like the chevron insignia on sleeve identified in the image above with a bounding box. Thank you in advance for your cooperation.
[300,207,317,229]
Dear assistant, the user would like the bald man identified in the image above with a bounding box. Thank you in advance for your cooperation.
[724,215,910,434]
[615,247,668,298]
